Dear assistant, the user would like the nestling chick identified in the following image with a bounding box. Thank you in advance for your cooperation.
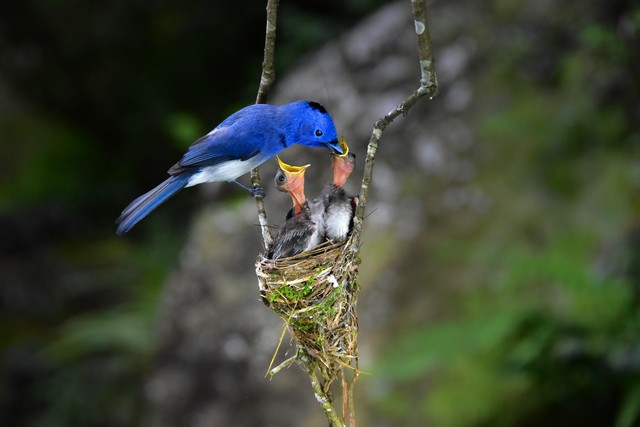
[268,157,317,259]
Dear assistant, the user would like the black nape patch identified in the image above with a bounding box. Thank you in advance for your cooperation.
[307,101,328,114]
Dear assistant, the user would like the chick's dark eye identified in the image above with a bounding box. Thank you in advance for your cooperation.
[275,172,286,185]
[315,129,323,137]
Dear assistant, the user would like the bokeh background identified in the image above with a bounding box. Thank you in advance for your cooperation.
[1,0,639,426]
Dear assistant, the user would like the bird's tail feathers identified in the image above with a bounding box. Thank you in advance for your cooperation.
[116,174,190,235]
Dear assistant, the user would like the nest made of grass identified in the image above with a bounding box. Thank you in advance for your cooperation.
[256,239,360,380]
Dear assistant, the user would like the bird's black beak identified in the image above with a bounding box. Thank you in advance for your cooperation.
[327,139,343,154]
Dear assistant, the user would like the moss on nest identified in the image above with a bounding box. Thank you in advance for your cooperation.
[256,239,360,385]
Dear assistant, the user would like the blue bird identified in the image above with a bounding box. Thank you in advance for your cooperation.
[116,100,342,235]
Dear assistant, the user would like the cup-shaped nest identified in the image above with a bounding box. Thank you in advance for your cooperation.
[256,240,360,380]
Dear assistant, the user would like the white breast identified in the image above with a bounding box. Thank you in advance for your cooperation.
[325,206,352,242]
[186,157,263,187]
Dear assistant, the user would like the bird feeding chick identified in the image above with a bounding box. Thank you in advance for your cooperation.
[268,157,318,259]
[301,137,357,243]
[116,100,343,235]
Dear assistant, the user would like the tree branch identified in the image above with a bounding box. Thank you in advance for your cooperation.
[256,0,279,104]
[299,349,344,427]
[349,0,438,253]
[251,0,280,249]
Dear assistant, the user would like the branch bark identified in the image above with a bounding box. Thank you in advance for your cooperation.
[251,0,280,249]
[300,349,344,427]
[255,0,279,104]
[348,0,439,253]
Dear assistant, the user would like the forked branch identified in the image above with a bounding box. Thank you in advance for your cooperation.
[348,0,438,253]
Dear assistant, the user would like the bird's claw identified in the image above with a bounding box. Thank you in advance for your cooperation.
[231,179,265,197]
[251,187,266,198]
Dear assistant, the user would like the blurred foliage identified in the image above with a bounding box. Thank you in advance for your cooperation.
[379,228,639,426]
[375,0,640,426]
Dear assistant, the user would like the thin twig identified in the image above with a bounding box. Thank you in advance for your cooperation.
[300,349,344,427]
[269,354,297,377]
[349,0,438,253]
[348,370,359,427]
[251,0,280,249]
[265,314,294,378]
[250,167,271,249]
[255,0,279,105]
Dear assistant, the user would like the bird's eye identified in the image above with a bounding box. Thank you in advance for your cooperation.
[275,171,287,186]
[315,129,323,137]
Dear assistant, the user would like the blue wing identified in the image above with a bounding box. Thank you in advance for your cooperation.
[168,112,275,175]
[214,103,272,130]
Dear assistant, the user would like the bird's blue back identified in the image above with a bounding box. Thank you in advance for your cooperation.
[168,101,338,176]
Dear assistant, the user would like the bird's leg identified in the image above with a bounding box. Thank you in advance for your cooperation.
[231,179,266,198]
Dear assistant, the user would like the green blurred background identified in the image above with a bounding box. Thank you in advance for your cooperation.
[1,0,639,426]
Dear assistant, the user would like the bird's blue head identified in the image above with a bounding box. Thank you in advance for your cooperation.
[291,101,343,154]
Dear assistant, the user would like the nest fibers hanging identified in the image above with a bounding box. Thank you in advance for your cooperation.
[256,238,360,383]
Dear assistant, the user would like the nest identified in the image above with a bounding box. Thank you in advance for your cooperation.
[256,238,360,383]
